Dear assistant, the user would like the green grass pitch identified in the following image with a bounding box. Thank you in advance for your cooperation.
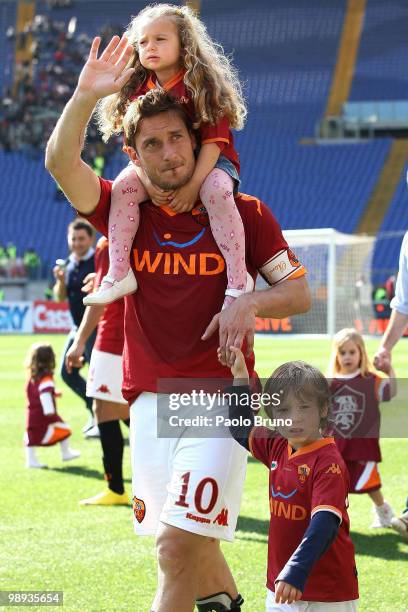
[1,334,407,611]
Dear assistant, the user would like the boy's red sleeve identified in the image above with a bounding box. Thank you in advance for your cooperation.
[311,458,348,523]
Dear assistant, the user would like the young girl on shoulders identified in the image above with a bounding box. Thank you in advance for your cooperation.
[85,3,248,309]
[327,327,396,528]
[222,347,359,611]
[24,343,80,468]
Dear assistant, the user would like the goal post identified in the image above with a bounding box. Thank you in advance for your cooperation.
[257,228,376,337]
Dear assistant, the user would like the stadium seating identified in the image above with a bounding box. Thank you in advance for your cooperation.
[0,1,16,94]
[349,0,408,280]
[202,0,346,137]
[372,170,408,285]
[0,0,407,282]
[35,0,178,34]
[201,0,389,233]
[0,150,75,274]
[350,0,408,101]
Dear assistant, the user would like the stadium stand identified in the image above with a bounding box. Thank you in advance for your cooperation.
[36,0,163,35]
[0,1,16,94]
[350,0,408,102]
[201,0,391,234]
[0,0,406,284]
[348,0,408,282]
[372,171,408,285]
[0,149,75,276]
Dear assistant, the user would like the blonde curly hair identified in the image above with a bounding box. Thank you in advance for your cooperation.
[96,3,247,141]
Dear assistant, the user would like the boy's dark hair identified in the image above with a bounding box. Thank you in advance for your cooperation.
[68,218,95,238]
[25,343,56,380]
[123,89,193,149]
[264,360,330,429]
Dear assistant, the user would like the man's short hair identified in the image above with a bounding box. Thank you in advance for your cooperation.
[123,89,193,149]
[68,218,95,238]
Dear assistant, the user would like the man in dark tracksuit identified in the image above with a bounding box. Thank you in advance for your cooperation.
[53,218,97,435]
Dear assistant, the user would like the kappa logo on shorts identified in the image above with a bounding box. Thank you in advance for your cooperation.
[132,497,146,523]
[213,507,229,527]
[96,384,111,394]
[186,512,211,525]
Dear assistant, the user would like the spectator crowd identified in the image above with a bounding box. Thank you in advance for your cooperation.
[0,242,41,279]
[0,8,123,164]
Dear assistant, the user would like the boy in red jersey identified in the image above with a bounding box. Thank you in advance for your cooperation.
[224,347,358,611]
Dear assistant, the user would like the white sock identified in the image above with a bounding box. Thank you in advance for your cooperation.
[60,438,80,460]
[25,447,47,468]
[60,438,71,458]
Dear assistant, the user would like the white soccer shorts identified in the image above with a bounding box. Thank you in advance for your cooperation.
[266,590,358,611]
[86,349,127,405]
[129,391,247,541]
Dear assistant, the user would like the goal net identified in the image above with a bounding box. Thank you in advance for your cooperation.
[257,228,376,337]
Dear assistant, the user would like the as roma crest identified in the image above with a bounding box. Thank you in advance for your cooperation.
[297,464,310,483]
[191,205,210,227]
[132,496,146,523]
[331,385,365,437]
[288,249,300,268]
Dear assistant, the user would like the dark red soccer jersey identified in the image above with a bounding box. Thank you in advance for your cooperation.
[249,430,358,602]
[130,70,240,172]
[329,372,391,462]
[83,179,305,404]
[93,237,125,356]
[26,374,68,446]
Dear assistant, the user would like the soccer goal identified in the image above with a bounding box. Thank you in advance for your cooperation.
[264,228,376,337]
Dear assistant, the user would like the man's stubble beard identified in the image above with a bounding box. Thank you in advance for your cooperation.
[143,161,195,191]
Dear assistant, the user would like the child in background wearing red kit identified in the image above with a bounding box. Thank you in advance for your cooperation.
[24,343,80,468]
[327,328,396,528]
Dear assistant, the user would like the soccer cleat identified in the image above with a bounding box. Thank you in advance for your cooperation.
[82,415,95,434]
[62,449,81,462]
[84,424,100,439]
[79,489,130,506]
[391,512,408,540]
[83,269,137,306]
[196,592,244,611]
[370,501,394,528]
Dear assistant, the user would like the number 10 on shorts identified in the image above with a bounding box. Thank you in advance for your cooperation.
[175,472,219,514]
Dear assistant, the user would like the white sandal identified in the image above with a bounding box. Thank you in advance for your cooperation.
[83,269,137,306]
